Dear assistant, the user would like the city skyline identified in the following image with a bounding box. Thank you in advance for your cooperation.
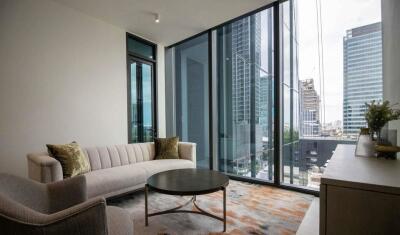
[297,0,381,124]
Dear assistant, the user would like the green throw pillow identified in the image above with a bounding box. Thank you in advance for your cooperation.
[47,142,91,178]
[155,137,179,160]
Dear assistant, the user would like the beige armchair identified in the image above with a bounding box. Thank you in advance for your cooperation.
[0,173,133,235]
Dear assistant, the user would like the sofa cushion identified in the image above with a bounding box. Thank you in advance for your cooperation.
[83,143,155,171]
[85,164,147,198]
[136,159,195,178]
[85,159,195,198]
[46,142,91,178]
[154,137,179,159]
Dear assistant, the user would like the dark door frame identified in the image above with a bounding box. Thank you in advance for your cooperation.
[126,33,158,143]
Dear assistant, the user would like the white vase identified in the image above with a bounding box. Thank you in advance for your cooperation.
[355,134,376,157]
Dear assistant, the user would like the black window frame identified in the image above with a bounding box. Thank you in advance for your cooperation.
[126,32,158,143]
[165,0,319,196]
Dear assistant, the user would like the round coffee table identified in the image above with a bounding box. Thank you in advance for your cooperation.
[145,168,229,232]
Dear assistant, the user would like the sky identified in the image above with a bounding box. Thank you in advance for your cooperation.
[297,0,381,124]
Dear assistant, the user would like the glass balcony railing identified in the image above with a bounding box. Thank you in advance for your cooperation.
[220,137,356,190]
[282,137,356,189]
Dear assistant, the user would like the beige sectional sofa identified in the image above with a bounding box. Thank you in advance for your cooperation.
[27,142,196,199]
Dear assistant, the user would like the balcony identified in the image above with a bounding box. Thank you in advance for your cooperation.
[220,137,356,190]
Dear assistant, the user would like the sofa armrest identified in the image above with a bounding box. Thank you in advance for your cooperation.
[1,197,108,235]
[178,142,196,167]
[27,153,63,183]
[47,175,87,213]
[42,197,108,235]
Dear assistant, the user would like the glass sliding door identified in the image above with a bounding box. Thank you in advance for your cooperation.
[128,57,156,143]
[217,8,275,181]
[129,61,139,143]
[171,34,210,169]
[127,33,157,143]
[141,63,154,142]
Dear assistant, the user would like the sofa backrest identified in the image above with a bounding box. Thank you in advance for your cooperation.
[83,142,155,171]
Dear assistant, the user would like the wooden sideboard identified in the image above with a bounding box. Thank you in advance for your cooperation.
[320,144,400,235]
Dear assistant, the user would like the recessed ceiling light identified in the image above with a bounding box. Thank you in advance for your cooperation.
[155,13,160,23]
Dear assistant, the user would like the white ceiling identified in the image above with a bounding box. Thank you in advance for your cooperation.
[52,0,274,46]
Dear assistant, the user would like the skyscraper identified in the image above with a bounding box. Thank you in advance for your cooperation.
[343,22,383,135]
[300,79,320,137]
[231,16,261,123]
[229,14,263,164]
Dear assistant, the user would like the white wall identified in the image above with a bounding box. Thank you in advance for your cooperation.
[0,0,166,177]
[156,45,166,138]
[382,0,400,145]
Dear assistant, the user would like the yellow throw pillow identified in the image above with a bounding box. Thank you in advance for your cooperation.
[154,137,180,160]
[47,142,91,178]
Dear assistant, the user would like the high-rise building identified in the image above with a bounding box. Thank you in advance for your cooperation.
[343,22,383,135]
[300,79,320,137]
[231,16,261,123]
[229,14,263,164]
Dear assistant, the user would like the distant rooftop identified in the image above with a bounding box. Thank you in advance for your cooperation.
[345,22,381,38]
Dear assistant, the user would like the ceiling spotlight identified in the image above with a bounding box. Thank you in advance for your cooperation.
[155,13,160,23]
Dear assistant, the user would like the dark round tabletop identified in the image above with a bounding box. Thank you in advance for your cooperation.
[146,168,229,196]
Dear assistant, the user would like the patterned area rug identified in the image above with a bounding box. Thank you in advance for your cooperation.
[109,180,314,235]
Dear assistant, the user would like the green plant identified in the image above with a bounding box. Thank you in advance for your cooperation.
[365,100,400,139]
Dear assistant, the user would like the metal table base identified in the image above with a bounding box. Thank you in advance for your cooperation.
[145,184,227,232]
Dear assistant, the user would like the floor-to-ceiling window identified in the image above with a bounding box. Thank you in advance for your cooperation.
[165,0,382,194]
[165,2,283,189]
[165,33,210,169]
[280,0,303,186]
[216,8,275,181]
[281,0,382,189]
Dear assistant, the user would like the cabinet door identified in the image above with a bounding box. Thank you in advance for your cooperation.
[325,185,400,235]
